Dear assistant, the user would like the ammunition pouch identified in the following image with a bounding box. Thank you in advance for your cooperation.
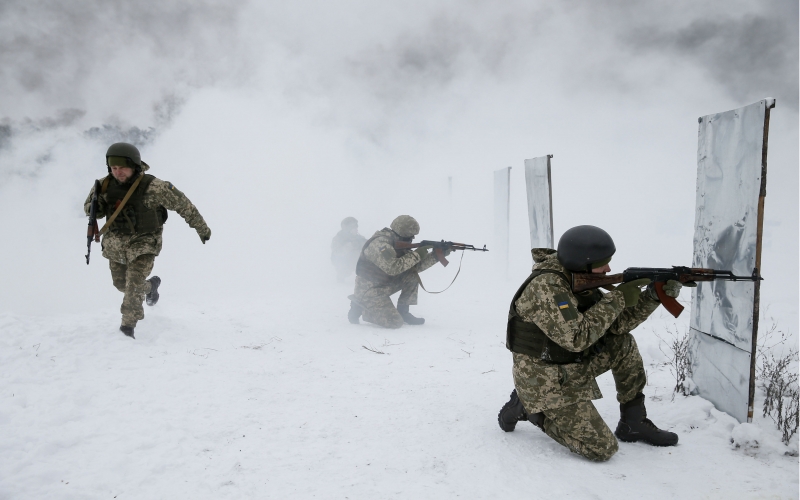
[508,316,584,364]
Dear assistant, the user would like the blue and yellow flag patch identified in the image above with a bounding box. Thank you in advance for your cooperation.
[553,293,578,321]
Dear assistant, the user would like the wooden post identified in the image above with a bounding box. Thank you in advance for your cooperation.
[747,100,775,422]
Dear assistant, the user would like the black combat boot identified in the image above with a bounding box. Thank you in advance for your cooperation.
[348,302,363,324]
[614,393,678,446]
[120,325,135,339]
[498,389,529,432]
[397,303,425,325]
[528,411,545,430]
[146,276,161,306]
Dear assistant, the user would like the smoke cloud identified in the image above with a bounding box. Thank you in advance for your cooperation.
[0,0,796,335]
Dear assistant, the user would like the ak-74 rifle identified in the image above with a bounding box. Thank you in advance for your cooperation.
[571,266,763,318]
[85,179,101,264]
[394,240,489,267]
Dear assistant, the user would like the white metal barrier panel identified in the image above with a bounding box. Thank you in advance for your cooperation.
[524,155,554,250]
[493,167,511,277]
[689,98,775,423]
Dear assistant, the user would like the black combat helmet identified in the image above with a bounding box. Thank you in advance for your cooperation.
[106,142,142,173]
[556,225,616,272]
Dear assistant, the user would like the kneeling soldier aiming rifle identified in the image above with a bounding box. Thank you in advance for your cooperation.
[497,225,761,461]
[347,215,487,328]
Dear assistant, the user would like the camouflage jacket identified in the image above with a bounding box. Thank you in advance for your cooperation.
[356,228,439,284]
[331,230,367,262]
[513,248,660,410]
[84,163,209,265]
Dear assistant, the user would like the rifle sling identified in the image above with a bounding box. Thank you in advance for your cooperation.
[99,174,144,236]
[417,250,465,294]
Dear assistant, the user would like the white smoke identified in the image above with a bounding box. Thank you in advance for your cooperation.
[0,0,795,338]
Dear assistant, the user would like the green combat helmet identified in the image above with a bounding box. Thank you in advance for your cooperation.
[106,142,142,173]
[390,215,420,239]
[557,225,616,272]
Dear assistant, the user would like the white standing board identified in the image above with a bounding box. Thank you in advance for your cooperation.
[493,167,511,277]
[524,155,554,250]
[689,98,774,423]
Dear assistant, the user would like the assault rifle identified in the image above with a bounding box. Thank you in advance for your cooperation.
[394,240,488,267]
[85,180,101,264]
[572,266,763,318]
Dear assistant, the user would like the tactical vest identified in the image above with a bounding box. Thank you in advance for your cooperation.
[102,174,167,235]
[506,269,603,364]
[355,231,413,286]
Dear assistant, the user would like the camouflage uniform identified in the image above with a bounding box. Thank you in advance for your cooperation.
[84,162,210,328]
[510,248,659,461]
[350,228,439,328]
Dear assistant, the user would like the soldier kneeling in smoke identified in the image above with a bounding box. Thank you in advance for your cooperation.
[498,225,682,461]
[84,143,211,338]
[347,215,448,328]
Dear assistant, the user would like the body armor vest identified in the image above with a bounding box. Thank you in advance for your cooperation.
[355,231,413,286]
[103,174,166,235]
[506,269,604,364]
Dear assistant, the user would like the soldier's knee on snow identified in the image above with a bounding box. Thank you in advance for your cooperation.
[587,438,618,462]
[385,317,404,329]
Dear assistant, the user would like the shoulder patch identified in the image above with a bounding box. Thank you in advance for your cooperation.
[168,182,175,190]
[380,248,396,261]
[553,292,578,321]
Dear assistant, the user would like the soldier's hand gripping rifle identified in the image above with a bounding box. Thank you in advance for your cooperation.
[571,266,763,318]
[85,180,101,264]
[394,239,489,267]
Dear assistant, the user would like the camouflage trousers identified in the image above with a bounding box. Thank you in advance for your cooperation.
[514,332,646,461]
[109,254,155,327]
[352,273,419,329]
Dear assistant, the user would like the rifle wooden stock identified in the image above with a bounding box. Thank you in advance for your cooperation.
[571,273,624,292]
[87,220,100,241]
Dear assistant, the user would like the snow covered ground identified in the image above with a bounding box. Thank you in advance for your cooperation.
[0,2,797,498]
[1,267,796,499]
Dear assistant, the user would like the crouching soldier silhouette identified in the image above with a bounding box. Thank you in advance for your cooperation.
[331,217,366,282]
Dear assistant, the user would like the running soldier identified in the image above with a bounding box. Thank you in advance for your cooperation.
[84,143,211,338]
